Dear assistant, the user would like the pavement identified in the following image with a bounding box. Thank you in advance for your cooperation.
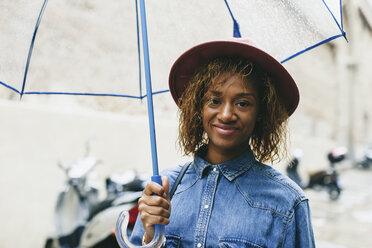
[305,165,372,248]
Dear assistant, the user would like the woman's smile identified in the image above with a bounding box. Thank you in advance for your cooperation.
[213,124,238,136]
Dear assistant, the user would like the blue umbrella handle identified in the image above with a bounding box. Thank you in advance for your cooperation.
[115,175,166,248]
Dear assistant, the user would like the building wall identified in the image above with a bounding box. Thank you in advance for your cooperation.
[282,0,372,171]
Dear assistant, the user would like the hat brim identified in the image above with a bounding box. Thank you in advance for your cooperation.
[168,39,299,116]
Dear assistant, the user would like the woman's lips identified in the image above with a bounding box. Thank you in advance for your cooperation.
[213,124,237,135]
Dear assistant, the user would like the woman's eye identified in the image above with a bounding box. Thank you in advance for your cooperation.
[209,98,221,105]
[236,101,251,107]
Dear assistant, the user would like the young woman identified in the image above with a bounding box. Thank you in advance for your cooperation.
[129,38,315,247]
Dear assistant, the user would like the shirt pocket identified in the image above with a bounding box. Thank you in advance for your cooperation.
[219,238,265,248]
[165,235,181,248]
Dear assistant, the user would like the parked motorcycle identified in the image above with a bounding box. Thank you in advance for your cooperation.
[355,146,372,169]
[45,147,147,248]
[286,147,347,200]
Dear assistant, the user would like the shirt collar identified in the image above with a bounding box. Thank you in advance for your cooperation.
[194,147,256,181]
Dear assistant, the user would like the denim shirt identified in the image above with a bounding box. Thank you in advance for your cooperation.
[130,149,315,247]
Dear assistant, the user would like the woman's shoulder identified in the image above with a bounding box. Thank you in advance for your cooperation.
[160,162,193,187]
[254,162,305,198]
[237,161,308,217]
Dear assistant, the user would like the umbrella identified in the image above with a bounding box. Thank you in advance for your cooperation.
[0,0,346,96]
[1,0,346,246]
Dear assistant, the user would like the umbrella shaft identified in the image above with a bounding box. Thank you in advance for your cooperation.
[139,0,159,176]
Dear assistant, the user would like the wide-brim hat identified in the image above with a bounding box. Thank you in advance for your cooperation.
[168,38,299,116]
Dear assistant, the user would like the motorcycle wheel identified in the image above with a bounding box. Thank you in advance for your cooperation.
[44,238,58,248]
[355,160,371,169]
[361,161,371,169]
[328,184,341,201]
[90,234,120,248]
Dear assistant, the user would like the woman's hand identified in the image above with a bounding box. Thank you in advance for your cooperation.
[138,176,170,244]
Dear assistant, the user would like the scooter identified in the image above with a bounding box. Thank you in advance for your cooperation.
[80,170,146,248]
[355,146,372,169]
[286,147,347,201]
[45,146,147,248]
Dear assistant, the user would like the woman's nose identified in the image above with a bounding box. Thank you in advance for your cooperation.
[218,103,235,122]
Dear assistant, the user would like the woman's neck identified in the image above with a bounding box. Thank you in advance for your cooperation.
[203,145,248,165]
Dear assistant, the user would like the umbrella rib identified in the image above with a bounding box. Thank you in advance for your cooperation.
[224,0,241,37]
[0,81,21,95]
[21,0,49,97]
[23,91,142,99]
[22,89,170,98]
[135,0,143,99]
[339,0,344,29]
[281,33,346,63]
[321,0,346,38]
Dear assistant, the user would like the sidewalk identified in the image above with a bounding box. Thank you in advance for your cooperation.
[307,166,372,248]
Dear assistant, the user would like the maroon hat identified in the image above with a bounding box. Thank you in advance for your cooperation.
[168,38,299,116]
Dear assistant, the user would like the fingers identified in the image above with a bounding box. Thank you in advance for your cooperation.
[162,176,169,198]
[142,180,166,197]
[139,205,170,225]
[139,192,170,210]
[138,176,171,234]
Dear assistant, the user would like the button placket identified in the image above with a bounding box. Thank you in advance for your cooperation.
[194,168,219,247]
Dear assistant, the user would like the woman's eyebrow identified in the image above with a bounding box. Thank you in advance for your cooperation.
[234,93,258,102]
[236,93,256,98]
[209,91,256,98]
[209,90,222,96]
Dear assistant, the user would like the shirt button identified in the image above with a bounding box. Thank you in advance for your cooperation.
[197,243,202,248]
[204,204,209,209]
[213,168,217,172]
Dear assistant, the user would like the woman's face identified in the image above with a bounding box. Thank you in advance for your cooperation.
[202,72,259,163]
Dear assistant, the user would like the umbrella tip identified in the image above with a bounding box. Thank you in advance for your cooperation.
[233,21,241,38]
[342,31,349,43]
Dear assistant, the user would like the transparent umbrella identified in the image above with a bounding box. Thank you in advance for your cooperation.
[0,0,346,247]
[0,0,345,97]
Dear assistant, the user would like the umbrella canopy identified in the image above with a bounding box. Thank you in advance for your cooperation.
[0,0,345,98]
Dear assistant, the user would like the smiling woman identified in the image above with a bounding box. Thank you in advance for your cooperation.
[129,38,315,248]
[201,71,260,165]
[178,56,289,164]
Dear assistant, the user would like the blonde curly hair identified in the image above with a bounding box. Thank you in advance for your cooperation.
[177,56,289,164]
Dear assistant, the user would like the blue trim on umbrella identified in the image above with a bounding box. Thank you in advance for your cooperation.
[139,0,159,176]
[21,0,49,97]
[340,0,344,29]
[223,0,241,38]
[281,34,345,63]
[322,0,347,39]
[23,91,143,98]
[0,81,21,94]
[22,89,170,98]
[135,0,143,99]
[150,89,170,96]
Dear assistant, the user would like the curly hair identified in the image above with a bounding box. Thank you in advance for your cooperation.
[177,56,289,164]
